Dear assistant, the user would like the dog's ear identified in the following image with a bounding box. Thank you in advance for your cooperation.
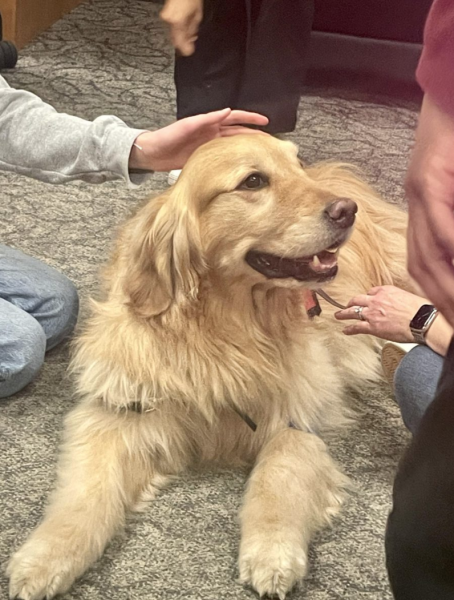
[124,185,205,318]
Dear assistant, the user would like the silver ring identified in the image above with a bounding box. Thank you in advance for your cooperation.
[354,306,366,321]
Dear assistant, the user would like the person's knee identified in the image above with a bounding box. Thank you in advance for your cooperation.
[394,353,423,433]
[394,346,443,434]
[0,312,46,398]
[0,246,79,349]
[44,274,79,350]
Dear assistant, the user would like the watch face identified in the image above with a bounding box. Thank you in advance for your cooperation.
[411,304,436,330]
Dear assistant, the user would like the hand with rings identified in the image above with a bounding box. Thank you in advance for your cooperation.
[334,285,428,342]
[354,306,366,321]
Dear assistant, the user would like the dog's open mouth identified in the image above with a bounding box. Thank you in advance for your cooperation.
[245,242,341,283]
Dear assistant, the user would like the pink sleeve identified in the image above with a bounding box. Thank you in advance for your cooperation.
[417,0,454,117]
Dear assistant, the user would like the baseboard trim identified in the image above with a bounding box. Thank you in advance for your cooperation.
[308,31,422,83]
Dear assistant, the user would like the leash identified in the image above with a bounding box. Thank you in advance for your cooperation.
[234,288,347,433]
[315,288,348,310]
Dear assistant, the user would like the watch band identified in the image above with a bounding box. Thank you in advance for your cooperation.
[411,328,429,345]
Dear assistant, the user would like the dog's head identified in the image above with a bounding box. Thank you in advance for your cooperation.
[123,135,358,317]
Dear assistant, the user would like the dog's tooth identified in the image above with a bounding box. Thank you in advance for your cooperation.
[312,255,321,267]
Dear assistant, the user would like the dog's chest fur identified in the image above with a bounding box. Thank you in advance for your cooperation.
[75,284,376,445]
[149,286,356,434]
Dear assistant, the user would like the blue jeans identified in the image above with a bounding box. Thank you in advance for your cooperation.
[0,245,79,398]
[394,344,444,435]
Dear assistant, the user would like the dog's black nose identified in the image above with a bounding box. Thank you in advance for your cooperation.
[324,198,358,228]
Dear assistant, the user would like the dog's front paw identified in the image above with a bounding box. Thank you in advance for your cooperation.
[238,534,307,599]
[7,538,80,600]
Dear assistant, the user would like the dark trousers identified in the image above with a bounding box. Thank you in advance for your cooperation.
[174,0,314,134]
[386,338,454,599]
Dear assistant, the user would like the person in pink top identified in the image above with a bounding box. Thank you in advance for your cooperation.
[385,1,454,598]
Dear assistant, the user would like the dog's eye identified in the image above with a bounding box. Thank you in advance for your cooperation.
[238,173,268,190]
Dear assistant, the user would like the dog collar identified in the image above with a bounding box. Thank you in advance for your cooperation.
[233,409,316,436]
[233,291,323,432]
[302,290,322,318]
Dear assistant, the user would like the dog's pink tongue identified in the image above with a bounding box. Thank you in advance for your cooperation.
[309,250,338,272]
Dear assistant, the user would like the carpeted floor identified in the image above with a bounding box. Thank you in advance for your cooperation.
[1,2,420,598]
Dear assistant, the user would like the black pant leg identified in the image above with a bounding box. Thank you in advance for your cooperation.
[237,0,314,133]
[174,0,248,119]
[386,337,454,599]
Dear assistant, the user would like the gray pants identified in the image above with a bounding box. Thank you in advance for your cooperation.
[394,344,444,434]
[0,245,79,398]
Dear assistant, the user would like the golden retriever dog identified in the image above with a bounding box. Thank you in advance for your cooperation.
[8,135,410,600]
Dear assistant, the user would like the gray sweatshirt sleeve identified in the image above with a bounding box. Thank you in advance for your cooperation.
[0,75,150,185]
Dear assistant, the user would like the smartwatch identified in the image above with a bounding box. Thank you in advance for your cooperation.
[410,304,439,344]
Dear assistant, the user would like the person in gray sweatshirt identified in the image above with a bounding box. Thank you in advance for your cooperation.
[0,74,267,398]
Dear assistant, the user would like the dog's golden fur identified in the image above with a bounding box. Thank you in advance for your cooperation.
[8,136,410,600]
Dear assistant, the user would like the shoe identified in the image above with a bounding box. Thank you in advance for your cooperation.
[381,341,418,386]
[168,169,182,186]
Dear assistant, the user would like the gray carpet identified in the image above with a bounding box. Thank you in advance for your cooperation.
[0,2,419,598]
